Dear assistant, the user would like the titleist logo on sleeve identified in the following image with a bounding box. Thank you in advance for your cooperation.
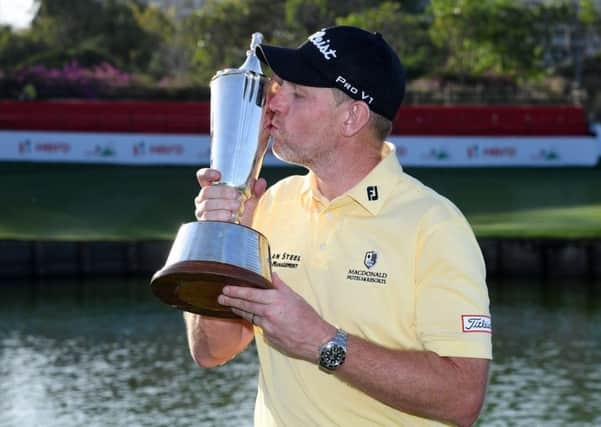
[462,315,492,333]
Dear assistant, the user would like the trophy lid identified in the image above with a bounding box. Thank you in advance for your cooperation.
[238,32,264,74]
[213,33,264,80]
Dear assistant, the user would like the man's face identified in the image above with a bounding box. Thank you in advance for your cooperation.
[266,77,346,169]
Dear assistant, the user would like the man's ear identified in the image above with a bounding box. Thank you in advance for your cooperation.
[341,101,370,137]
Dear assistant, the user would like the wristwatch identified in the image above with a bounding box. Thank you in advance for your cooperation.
[318,329,347,372]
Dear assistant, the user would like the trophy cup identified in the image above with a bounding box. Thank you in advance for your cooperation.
[150,33,272,318]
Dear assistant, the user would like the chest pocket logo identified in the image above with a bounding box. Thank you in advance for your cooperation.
[364,251,377,269]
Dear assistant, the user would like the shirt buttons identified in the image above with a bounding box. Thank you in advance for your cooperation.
[325,212,333,221]
[319,243,326,251]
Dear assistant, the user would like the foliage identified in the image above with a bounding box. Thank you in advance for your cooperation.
[7,60,132,98]
[0,25,47,70]
[428,0,601,82]
[28,0,162,71]
[0,60,209,100]
[182,0,287,83]
[0,0,600,110]
[130,1,178,78]
[284,0,380,36]
[338,1,443,79]
[429,0,549,79]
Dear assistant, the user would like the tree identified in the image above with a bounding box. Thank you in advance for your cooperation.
[130,1,177,77]
[0,25,47,70]
[182,0,286,83]
[28,0,169,71]
[429,0,552,79]
[338,1,443,79]
[284,0,380,37]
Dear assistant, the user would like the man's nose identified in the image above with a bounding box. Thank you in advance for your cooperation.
[266,81,284,113]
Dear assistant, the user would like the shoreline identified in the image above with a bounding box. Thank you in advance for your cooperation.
[1,238,599,280]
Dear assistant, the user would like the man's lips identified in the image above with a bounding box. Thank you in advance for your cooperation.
[266,118,280,133]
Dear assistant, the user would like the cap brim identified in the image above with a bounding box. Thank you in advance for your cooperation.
[256,44,330,88]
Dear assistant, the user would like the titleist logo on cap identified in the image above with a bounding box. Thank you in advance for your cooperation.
[308,31,337,60]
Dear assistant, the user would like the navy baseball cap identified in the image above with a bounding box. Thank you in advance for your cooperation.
[256,26,405,121]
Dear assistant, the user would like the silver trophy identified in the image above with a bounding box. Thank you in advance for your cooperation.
[151,33,272,318]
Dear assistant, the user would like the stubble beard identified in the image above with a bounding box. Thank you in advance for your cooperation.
[271,127,336,171]
[271,128,314,168]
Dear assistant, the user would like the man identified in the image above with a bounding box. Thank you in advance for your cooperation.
[187,26,492,426]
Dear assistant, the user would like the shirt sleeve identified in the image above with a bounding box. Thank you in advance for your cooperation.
[414,210,492,360]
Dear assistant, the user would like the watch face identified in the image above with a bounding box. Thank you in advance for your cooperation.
[320,343,346,370]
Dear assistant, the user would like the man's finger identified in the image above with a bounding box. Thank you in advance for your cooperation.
[218,293,261,313]
[197,209,237,222]
[196,168,221,187]
[271,272,284,289]
[253,177,267,198]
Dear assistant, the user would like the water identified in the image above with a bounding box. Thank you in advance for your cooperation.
[483,281,601,426]
[0,280,257,427]
[0,278,600,426]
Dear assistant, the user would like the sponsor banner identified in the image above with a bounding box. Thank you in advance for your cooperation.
[0,131,599,167]
[389,135,600,166]
[0,131,288,167]
[594,124,601,157]
[0,131,210,165]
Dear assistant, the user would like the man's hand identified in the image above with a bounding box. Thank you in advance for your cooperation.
[185,167,267,369]
[194,168,267,226]
[217,273,335,362]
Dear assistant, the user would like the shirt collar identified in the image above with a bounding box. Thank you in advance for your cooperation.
[300,142,403,215]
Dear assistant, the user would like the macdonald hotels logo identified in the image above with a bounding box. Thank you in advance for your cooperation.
[346,250,388,285]
[364,251,377,269]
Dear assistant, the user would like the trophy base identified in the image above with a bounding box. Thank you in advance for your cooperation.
[151,260,271,318]
[150,221,272,318]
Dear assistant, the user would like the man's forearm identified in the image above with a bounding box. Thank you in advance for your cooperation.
[336,335,489,427]
[183,312,254,368]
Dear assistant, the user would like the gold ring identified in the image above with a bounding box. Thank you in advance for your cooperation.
[231,211,239,223]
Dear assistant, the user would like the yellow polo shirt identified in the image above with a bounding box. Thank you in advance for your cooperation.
[251,142,492,426]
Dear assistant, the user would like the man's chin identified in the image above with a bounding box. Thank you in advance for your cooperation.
[272,146,303,168]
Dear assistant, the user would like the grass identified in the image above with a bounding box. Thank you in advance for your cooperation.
[0,162,600,240]
[406,166,601,238]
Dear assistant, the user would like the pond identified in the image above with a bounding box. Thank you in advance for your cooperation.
[1,277,600,426]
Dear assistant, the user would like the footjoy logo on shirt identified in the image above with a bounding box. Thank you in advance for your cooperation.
[307,30,337,60]
[366,186,379,201]
[461,315,492,333]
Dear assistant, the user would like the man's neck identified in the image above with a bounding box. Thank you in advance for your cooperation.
[313,140,384,201]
